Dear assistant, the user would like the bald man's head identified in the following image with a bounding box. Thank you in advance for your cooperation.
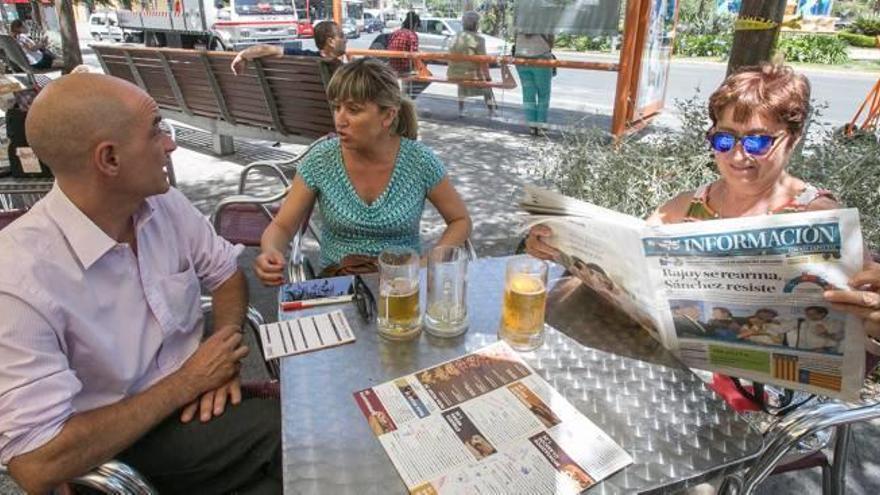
[25,74,151,177]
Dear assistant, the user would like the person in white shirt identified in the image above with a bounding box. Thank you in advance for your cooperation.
[10,20,54,69]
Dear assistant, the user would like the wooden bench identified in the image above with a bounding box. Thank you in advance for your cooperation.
[93,45,337,155]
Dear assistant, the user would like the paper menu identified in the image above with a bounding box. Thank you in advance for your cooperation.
[353,342,633,494]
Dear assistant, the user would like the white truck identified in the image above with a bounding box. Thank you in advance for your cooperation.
[116,0,299,51]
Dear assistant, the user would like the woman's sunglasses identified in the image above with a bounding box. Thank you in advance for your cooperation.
[706,131,785,157]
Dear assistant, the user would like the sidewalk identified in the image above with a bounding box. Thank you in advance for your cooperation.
[1,116,879,494]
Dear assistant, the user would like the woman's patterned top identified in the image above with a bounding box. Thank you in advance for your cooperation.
[297,137,446,269]
[683,182,834,221]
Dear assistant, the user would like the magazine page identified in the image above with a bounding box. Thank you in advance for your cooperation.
[353,342,632,494]
[642,209,865,400]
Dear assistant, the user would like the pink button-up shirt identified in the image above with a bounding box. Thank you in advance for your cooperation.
[0,186,243,464]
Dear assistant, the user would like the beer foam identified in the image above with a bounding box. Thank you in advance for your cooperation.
[508,274,545,295]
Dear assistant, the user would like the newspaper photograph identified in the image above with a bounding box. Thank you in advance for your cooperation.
[353,341,633,494]
[522,185,866,400]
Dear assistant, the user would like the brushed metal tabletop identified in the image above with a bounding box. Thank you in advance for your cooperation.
[280,256,763,494]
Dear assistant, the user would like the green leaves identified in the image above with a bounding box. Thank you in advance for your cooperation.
[534,97,880,252]
[777,34,850,65]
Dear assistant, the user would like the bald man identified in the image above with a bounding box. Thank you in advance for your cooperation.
[0,74,281,494]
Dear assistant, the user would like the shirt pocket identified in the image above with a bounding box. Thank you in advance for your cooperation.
[157,259,203,337]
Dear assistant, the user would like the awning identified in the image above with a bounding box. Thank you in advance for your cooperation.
[2,0,54,5]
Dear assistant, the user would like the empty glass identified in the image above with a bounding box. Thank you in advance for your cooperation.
[425,245,468,337]
[377,248,421,340]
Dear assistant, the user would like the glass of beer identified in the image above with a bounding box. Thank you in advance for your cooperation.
[378,248,422,340]
[499,256,548,351]
[425,245,468,338]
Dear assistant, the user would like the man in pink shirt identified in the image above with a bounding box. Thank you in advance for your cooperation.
[0,74,281,494]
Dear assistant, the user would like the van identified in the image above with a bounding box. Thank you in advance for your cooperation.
[88,12,124,42]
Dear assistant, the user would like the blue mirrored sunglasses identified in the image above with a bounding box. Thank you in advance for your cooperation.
[706,131,782,156]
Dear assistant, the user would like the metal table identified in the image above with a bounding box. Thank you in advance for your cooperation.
[280,257,764,494]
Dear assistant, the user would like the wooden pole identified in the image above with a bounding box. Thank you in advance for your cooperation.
[333,0,342,24]
[726,0,787,75]
[611,0,645,138]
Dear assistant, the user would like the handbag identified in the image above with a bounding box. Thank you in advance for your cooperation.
[319,254,380,278]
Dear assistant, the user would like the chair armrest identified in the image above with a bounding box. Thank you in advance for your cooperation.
[238,135,334,194]
[719,400,880,495]
[69,460,157,494]
[237,162,290,195]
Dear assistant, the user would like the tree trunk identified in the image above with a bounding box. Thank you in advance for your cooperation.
[726,0,787,75]
[29,0,44,28]
[55,0,83,73]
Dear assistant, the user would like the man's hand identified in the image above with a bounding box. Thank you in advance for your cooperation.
[824,264,880,355]
[180,376,242,423]
[254,248,286,286]
[230,51,250,75]
[177,325,249,399]
[230,45,283,75]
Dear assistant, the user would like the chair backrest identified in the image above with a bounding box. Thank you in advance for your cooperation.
[0,209,26,231]
[92,45,336,144]
[0,34,36,87]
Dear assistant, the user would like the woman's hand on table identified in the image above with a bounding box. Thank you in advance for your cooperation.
[254,248,286,286]
[524,225,560,262]
[824,263,880,355]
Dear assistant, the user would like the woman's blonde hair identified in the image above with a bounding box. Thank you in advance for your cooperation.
[326,58,418,139]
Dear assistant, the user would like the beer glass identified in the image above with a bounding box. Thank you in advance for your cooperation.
[425,245,468,337]
[378,248,421,340]
[499,256,548,351]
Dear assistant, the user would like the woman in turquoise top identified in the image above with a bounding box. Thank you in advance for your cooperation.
[255,58,472,283]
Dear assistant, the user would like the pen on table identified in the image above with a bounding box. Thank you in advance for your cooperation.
[281,295,354,312]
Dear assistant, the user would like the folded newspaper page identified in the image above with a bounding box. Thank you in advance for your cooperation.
[522,185,866,400]
[353,342,632,494]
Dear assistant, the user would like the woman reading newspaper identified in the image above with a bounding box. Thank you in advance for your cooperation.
[526,64,880,391]
[526,61,880,494]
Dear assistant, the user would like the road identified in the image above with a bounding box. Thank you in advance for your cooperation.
[78,27,878,129]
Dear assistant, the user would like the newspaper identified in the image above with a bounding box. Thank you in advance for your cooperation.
[522,185,866,400]
[353,342,632,494]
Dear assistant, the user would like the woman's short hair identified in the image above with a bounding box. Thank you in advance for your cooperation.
[10,19,24,32]
[462,11,480,32]
[708,63,811,139]
[402,11,420,30]
[326,57,418,139]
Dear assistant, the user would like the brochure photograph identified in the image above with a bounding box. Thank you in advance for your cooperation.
[522,185,866,400]
[353,342,633,494]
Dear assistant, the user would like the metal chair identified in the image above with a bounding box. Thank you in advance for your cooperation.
[211,136,331,284]
[720,400,880,495]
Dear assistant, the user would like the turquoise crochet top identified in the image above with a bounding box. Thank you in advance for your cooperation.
[297,137,447,268]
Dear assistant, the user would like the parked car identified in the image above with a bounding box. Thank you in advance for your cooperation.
[342,17,360,38]
[88,12,125,42]
[364,16,384,33]
[414,17,508,57]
